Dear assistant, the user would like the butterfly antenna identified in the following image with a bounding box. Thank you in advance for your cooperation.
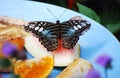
[47,8,58,20]
[58,9,67,20]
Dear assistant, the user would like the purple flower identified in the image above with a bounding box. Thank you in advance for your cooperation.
[96,54,112,67]
[84,69,101,78]
[1,42,17,57]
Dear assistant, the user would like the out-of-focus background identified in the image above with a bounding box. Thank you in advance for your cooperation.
[32,0,120,41]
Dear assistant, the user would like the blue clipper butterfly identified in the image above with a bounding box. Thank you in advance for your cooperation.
[23,16,91,51]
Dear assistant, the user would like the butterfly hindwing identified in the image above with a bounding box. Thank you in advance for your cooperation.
[24,21,59,51]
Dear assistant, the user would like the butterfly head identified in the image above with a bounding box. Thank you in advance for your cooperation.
[56,20,60,24]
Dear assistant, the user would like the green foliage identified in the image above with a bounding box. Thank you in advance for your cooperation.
[0,58,20,78]
[0,58,11,68]
[77,3,101,23]
[10,73,20,78]
[106,23,120,34]
[77,2,120,34]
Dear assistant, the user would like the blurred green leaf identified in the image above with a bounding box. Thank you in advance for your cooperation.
[0,58,11,68]
[106,23,120,33]
[10,73,20,78]
[77,3,101,23]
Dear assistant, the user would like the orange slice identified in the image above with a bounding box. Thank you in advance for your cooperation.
[0,42,3,57]
[14,55,54,78]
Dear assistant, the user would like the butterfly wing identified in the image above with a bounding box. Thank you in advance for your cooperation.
[23,17,91,51]
[61,19,91,49]
[24,21,59,51]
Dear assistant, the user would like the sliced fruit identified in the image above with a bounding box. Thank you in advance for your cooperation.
[0,53,3,57]
[0,16,27,26]
[57,58,93,78]
[24,35,51,58]
[0,16,80,66]
[24,35,80,67]
[53,43,80,66]
[0,42,3,57]
[14,55,54,78]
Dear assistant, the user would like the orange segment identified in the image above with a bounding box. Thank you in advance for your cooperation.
[0,42,4,57]
[0,42,3,57]
[14,55,54,78]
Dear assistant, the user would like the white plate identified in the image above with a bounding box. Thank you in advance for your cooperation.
[0,0,120,78]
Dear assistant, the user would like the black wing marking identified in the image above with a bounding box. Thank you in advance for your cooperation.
[24,21,59,51]
[61,20,91,49]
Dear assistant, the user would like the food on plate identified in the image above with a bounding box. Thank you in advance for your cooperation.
[0,16,54,75]
[0,17,27,72]
[0,16,54,78]
[24,16,90,66]
[52,42,80,66]
[0,16,27,26]
[0,16,30,43]
[0,16,91,78]
[0,16,81,66]
[14,55,54,78]
[0,16,28,72]
[24,35,80,66]
[0,42,3,57]
[57,58,93,78]
[24,35,52,58]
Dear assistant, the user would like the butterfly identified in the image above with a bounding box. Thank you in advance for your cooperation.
[23,16,91,51]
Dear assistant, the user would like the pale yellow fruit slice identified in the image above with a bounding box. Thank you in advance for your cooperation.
[24,35,52,58]
[57,58,92,78]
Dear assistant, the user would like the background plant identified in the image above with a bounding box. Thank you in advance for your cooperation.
[32,0,120,41]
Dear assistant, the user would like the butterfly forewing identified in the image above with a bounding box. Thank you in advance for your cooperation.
[24,21,59,51]
[61,20,91,49]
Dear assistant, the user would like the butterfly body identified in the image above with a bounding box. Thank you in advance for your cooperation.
[24,16,91,51]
